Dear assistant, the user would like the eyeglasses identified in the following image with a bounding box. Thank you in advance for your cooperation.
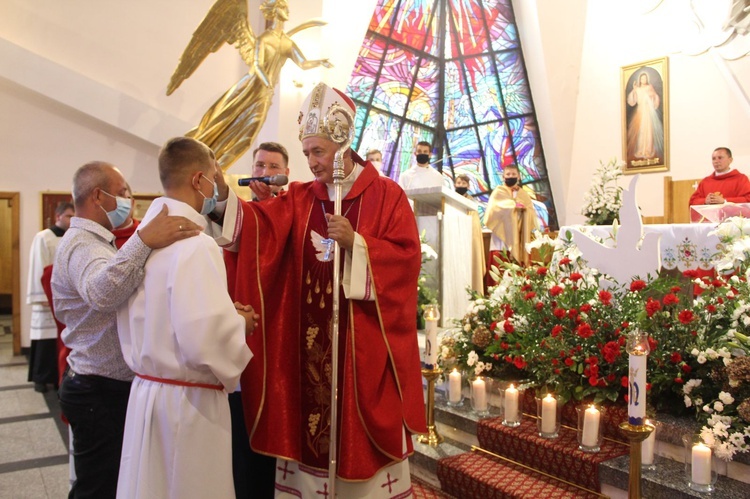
[254,162,284,170]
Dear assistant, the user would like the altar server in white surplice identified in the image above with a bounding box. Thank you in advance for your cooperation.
[116,137,254,499]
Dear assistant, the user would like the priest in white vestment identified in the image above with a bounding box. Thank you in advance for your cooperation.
[116,138,254,499]
[398,140,446,190]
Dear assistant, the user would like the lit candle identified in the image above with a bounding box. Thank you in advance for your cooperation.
[472,378,487,411]
[627,332,649,425]
[541,393,557,434]
[691,443,712,485]
[642,420,655,465]
[581,405,600,447]
[448,369,462,403]
[504,385,519,423]
[423,317,438,367]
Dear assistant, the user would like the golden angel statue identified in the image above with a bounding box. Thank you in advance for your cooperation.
[167,0,332,170]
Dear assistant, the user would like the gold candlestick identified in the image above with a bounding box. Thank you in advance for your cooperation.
[417,367,444,446]
[619,422,655,499]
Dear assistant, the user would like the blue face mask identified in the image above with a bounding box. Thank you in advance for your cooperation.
[100,190,131,229]
[199,175,219,215]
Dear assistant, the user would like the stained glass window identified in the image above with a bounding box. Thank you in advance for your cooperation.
[346,0,558,230]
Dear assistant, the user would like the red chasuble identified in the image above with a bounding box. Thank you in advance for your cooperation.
[112,218,140,249]
[226,161,427,481]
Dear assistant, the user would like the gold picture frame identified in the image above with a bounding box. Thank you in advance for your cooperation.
[621,57,669,174]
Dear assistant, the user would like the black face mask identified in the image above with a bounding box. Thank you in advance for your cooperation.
[416,154,430,165]
[504,177,518,187]
[455,186,469,196]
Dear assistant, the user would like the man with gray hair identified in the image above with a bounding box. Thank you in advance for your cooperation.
[52,161,201,498]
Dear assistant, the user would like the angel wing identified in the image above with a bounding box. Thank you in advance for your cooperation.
[167,0,255,95]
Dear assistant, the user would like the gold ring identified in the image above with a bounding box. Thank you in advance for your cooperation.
[179,225,183,231]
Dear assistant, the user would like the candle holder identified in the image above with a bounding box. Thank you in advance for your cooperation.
[536,392,561,438]
[417,367,444,446]
[421,304,440,370]
[619,422,654,499]
[641,419,659,471]
[577,404,603,453]
[682,434,718,493]
[470,375,493,417]
[498,381,524,427]
[443,367,465,407]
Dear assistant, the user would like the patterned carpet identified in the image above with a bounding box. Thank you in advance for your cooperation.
[437,451,602,499]
[412,475,455,498]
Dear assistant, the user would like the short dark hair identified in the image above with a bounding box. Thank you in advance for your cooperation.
[455,174,471,184]
[417,141,431,149]
[714,147,732,158]
[158,137,213,189]
[253,142,289,166]
[54,201,74,216]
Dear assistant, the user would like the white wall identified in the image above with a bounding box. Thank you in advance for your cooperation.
[563,0,750,224]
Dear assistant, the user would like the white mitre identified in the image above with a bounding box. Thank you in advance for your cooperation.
[297,82,357,142]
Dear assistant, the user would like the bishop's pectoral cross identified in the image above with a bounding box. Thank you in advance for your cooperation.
[321,237,335,261]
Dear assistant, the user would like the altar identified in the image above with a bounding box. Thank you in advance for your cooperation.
[559,222,721,274]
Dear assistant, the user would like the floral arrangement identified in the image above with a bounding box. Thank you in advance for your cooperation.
[439,218,750,461]
[581,158,624,225]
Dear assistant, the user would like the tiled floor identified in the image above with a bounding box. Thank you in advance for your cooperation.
[0,323,69,498]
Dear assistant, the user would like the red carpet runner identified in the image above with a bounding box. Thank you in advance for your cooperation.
[437,451,602,499]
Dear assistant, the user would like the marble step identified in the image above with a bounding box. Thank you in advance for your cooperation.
[413,401,750,498]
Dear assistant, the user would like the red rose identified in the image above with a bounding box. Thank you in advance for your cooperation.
[568,308,578,318]
[645,298,662,317]
[503,304,514,319]
[663,293,679,306]
[646,383,652,391]
[553,308,566,319]
[607,373,616,382]
[559,350,566,358]
[522,284,533,292]
[683,269,698,278]
[504,355,512,363]
[717,297,724,304]
[630,280,647,292]
[580,303,592,313]
[554,368,561,375]
[621,321,630,329]
[490,321,497,331]
[564,357,575,367]
[618,336,626,346]
[588,376,598,386]
[503,321,515,333]
[621,376,629,387]
[624,394,629,403]
[682,364,692,374]
[551,325,563,337]
[536,267,548,276]
[513,356,527,369]
[590,365,599,377]
[706,304,716,313]
[551,358,559,366]
[549,285,564,297]
[598,290,612,305]
[559,257,571,266]
[501,342,509,350]
[678,310,694,324]
[670,352,682,364]
[674,377,684,384]
[712,279,723,288]
[647,336,658,352]
[576,323,594,339]
[670,286,682,293]
[570,272,583,282]
[535,301,544,311]
[524,291,536,300]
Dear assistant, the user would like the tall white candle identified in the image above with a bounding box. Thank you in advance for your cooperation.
[581,405,601,447]
[541,393,557,434]
[423,319,438,366]
[448,369,462,403]
[504,385,519,423]
[642,420,655,465]
[692,443,712,485]
[628,348,647,424]
[472,378,487,411]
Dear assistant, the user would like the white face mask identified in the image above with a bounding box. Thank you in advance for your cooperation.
[100,190,131,228]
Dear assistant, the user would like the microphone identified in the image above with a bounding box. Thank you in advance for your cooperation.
[237,174,288,187]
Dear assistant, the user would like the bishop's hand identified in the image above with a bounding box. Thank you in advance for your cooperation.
[325,213,355,250]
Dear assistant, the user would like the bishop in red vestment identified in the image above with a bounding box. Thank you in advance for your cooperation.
[689,147,750,221]
[213,83,426,495]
